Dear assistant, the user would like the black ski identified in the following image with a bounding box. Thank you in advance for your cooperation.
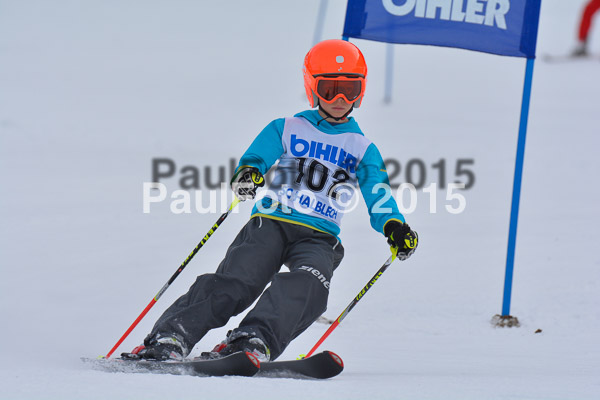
[83,351,260,377]
[258,351,344,379]
[84,350,343,379]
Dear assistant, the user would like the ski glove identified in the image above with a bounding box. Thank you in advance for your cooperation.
[384,220,418,261]
[231,166,265,201]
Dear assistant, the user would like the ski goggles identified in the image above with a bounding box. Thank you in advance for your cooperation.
[314,76,364,104]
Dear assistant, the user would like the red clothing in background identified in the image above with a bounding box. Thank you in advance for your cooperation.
[578,0,600,41]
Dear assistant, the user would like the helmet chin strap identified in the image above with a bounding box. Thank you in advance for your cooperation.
[316,104,355,126]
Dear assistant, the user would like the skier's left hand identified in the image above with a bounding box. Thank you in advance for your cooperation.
[384,220,418,260]
[231,166,265,201]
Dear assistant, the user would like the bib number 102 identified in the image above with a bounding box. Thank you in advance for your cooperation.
[295,158,350,200]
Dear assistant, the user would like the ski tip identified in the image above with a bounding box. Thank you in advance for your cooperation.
[244,351,261,369]
[256,350,344,379]
[324,351,344,369]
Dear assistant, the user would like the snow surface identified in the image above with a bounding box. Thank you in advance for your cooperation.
[1,1,599,399]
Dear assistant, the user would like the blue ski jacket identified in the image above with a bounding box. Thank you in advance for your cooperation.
[237,110,405,240]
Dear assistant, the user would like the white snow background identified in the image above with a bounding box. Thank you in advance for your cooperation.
[1,1,599,399]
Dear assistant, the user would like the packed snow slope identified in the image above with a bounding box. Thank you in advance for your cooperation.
[1,1,598,399]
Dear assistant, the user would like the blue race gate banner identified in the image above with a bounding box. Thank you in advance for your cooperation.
[343,0,542,58]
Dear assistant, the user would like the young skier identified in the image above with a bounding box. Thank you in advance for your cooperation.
[124,39,418,362]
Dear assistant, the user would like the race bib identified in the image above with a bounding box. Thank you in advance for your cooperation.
[264,117,372,228]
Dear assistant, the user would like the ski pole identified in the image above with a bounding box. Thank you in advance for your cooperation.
[305,252,397,358]
[104,197,241,359]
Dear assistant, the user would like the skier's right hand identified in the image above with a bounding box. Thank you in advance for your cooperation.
[231,166,265,201]
[384,220,418,261]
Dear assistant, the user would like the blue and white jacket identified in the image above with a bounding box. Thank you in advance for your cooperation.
[237,110,405,239]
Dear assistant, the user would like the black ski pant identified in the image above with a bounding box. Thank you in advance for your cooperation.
[148,216,344,360]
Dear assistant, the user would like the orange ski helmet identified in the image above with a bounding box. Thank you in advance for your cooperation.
[303,39,368,108]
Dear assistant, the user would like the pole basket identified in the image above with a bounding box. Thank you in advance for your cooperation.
[491,314,521,328]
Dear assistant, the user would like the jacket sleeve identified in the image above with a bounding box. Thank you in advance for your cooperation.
[236,118,286,174]
[356,143,406,235]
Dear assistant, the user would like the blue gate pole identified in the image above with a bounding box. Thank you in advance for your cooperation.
[384,43,394,104]
[502,57,536,316]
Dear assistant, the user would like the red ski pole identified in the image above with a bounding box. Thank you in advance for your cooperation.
[305,253,397,358]
[104,198,241,359]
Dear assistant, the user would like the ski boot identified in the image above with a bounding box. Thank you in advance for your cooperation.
[121,335,188,361]
[201,330,270,362]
